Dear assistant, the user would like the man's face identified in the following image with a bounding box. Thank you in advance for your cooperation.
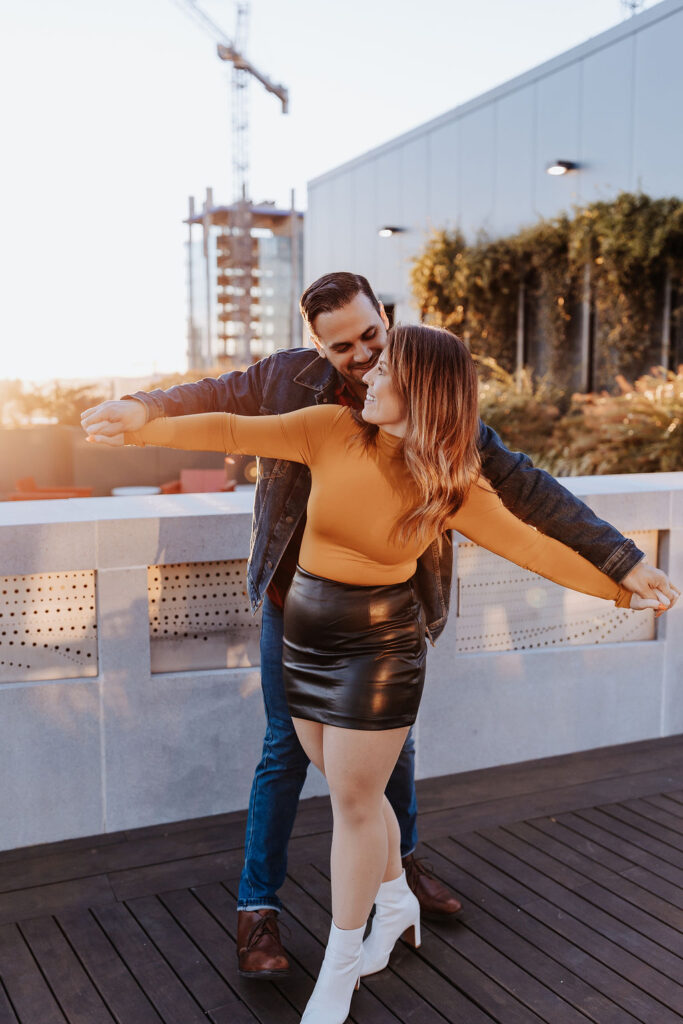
[311,292,389,397]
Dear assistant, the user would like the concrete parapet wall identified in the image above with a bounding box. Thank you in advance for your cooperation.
[1,475,682,851]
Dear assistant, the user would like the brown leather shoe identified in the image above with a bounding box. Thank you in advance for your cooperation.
[237,909,291,978]
[402,854,463,920]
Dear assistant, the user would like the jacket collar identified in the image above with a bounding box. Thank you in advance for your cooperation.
[293,352,338,394]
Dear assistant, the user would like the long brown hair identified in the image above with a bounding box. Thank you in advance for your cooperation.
[353,324,481,546]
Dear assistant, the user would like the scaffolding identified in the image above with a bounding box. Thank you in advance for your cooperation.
[186,192,303,369]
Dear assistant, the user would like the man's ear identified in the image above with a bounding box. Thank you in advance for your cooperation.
[378,302,390,330]
[311,335,326,358]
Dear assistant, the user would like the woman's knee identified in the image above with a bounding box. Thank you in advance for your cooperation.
[330,781,384,826]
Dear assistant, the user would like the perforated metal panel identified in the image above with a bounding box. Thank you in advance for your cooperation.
[148,559,260,674]
[455,530,658,653]
[0,571,98,683]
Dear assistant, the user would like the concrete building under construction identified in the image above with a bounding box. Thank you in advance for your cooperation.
[185,192,303,369]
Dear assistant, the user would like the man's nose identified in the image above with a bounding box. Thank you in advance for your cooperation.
[354,343,372,363]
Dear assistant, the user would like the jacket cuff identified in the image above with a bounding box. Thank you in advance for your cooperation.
[600,539,646,583]
[121,392,163,422]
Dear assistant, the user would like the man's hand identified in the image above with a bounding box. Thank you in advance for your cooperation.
[80,399,147,447]
[621,560,680,617]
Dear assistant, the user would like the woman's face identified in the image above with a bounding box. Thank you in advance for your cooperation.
[361,352,408,437]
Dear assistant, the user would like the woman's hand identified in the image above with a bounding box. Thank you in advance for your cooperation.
[629,591,672,614]
[81,399,147,446]
[85,432,125,447]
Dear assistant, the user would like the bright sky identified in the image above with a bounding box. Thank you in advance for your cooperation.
[0,0,657,383]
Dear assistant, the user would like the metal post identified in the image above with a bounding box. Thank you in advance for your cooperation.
[289,188,299,349]
[579,263,592,392]
[515,281,525,393]
[203,187,214,368]
[186,196,196,369]
[662,266,672,370]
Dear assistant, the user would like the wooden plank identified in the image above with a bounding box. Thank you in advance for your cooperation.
[519,817,634,874]
[415,767,683,844]
[492,821,683,928]
[107,849,244,902]
[19,917,114,1024]
[431,835,683,1024]
[570,808,683,871]
[450,833,683,1016]
[126,895,240,1015]
[0,832,120,869]
[538,813,683,895]
[208,1001,268,1024]
[645,793,683,818]
[0,875,115,927]
[596,802,683,852]
[92,903,208,1024]
[621,797,683,837]
[58,909,164,1024]
[0,822,248,897]
[187,882,302,1024]
[411,735,683,816]
[423,839,645,1024]
[0,923,67,1024]
[0,982,19,1024]
[508,817,683,910]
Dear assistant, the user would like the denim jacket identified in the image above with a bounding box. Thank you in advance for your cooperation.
[130,348,644,642]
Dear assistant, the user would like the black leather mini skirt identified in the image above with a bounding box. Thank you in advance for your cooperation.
[283,566,427,731]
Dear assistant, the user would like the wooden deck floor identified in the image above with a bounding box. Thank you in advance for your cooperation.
[1,734,683,1023]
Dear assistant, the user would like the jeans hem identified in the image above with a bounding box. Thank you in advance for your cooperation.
[237,899,283,913]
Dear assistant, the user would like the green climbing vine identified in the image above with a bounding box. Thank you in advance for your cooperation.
[411,192,683,387]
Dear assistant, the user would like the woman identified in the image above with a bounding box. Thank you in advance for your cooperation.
[87,325,666,1024]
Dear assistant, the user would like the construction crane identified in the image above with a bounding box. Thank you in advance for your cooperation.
[170,0,289,363]
[620,0,645,15]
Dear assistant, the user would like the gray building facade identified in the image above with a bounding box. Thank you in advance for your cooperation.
[306,0,683,325]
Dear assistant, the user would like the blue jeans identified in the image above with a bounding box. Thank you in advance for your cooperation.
[237,594,419,912]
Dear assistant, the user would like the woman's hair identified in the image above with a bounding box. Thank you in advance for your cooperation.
[353,324,481,546]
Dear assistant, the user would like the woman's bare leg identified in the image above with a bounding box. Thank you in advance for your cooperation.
[381,796,403,883]
[292,717,408,928]
[323,724,409,929]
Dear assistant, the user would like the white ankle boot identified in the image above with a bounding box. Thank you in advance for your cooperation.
[360,869,421,977]
[301,920,365,1024]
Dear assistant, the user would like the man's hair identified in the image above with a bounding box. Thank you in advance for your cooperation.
[353,324,481,546]
[300,272,381,336]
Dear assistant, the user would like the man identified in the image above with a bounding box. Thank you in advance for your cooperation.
[82,272,676,979]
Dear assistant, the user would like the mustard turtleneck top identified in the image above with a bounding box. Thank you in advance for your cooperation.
[126,405,631,608]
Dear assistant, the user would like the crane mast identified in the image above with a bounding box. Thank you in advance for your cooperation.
[172,0,289,364]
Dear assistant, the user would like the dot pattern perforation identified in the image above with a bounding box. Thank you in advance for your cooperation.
[148,559,261,674]
[455,530,658,653]
[0,571,98,683]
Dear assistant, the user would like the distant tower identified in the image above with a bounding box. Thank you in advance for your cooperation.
[228,2,256,364]
[172,0,288,366]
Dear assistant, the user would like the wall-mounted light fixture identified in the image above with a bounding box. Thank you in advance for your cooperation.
[546,160,579,176]
[378,226,406,237]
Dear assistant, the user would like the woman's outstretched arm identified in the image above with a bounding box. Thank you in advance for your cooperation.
[86,405,342,466]
[447,477,659,610]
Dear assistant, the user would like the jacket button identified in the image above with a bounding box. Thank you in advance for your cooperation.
[285,516,294,524]
[322,398,328,403]
[266,560,273,569]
